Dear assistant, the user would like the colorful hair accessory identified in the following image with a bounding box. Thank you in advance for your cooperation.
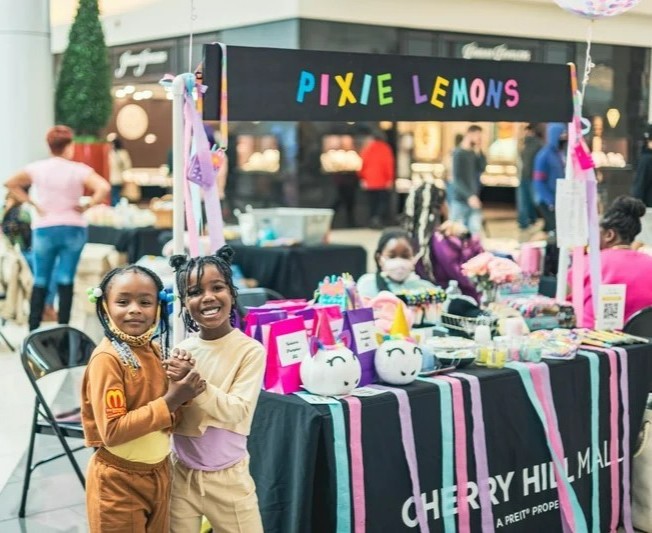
[87,287,102,303]
[159,290,176,303]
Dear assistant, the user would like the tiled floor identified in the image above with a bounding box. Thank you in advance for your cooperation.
[0,214,522,531]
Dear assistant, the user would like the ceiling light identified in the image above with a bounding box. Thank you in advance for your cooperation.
[123,85,136,94]
[115,89,126,98]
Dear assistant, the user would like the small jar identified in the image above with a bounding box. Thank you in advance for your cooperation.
[487,338,508,369]
[522,338,543,363]
[474,325,492,366]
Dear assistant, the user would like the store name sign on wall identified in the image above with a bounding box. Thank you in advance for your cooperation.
[115,48,169,79]
[461,42,533,62]
[203,44,572,123]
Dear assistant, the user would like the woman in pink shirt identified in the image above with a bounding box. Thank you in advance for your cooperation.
[5,126,109,330]
[570,196,652,328]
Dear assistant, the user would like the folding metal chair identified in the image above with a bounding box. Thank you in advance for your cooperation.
[19,326,96,517]
[236,287,284,318]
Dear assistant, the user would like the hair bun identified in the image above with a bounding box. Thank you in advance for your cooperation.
[169,254,189,271]
[610,196,646,220]
[215,245,235,265]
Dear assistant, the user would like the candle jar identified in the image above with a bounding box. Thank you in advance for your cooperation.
[487,339,508,369]
[522,339,544,363]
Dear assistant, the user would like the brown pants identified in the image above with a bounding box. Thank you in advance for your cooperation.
[86,448,171,533]
[170,456,263,533]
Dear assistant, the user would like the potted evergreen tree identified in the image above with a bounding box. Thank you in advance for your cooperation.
[55,0,113,183]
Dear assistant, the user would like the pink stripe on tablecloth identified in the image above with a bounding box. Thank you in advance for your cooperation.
[343,396,366,533]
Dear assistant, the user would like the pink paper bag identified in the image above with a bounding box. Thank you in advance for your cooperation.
[263,316,309,394]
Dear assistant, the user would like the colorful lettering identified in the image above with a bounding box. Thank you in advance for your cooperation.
[412,75,428,104]
[485,79,503,109]
[377,73,393,106]
[505,79,520,108]
[451,78,469,108]
[360,74,372,105]
[320,74,330,106]
[296,70,315,103]
[335,72,357,107]
[470,78,486,107]
[430,76,450,109]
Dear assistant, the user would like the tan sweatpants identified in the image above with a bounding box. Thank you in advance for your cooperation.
[86,448,171,533]
[170,456,263,533]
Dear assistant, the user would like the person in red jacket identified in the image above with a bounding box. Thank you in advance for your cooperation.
[357,131,396,229]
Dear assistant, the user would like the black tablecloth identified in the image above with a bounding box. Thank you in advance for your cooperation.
[248,344,652,533]
[87,225,169,263]
[228,243,367,299]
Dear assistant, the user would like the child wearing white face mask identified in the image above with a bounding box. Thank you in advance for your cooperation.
[357,229,439,299]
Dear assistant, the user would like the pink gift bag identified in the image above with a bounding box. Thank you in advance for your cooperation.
[263,316,310,394]
[294,305,344,337]
[244,310,288,339]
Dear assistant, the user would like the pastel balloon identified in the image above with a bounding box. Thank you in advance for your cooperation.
[375,338,422,386]
[553,0,639,19]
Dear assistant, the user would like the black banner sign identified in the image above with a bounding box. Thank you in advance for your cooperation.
[203,44,572,123]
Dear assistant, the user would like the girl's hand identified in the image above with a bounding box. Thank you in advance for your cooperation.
[164,370,206,411]
[165,356,195,381]
[172,348,194,361]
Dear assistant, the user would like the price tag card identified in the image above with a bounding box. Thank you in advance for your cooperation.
[352,322,379,353]
[596,284,626,331]
[555,180,588,249]
[276,330,309,367]
[349,387,389,398]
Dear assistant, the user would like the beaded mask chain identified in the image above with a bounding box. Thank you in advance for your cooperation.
[101,302,160,370]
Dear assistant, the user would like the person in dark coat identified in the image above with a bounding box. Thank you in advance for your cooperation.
[517,123,544,231]
[632,124,652,208]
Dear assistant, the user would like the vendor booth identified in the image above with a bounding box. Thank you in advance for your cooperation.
[167,34,651,533]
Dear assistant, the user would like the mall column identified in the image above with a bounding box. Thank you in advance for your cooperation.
[0,0,53,183]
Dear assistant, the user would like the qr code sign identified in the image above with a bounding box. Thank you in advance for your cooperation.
[604,302,619,320]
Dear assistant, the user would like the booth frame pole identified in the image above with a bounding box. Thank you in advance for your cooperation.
[172,74,187,346]
[555,141,574,302]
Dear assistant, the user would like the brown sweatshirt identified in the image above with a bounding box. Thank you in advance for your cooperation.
[81,337,172,449]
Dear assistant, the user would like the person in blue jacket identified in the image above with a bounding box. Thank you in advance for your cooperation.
[533,123,567,235]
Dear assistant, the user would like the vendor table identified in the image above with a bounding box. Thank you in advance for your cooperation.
[228,243,367,299]
[248,344,652,533]
[87,225,169,263]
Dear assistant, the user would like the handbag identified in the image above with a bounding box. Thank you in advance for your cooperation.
[633,400,652,532]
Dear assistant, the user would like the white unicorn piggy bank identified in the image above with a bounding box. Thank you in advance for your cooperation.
[375,336,422,385]
[300,331,361,397]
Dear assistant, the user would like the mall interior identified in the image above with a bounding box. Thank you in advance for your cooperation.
[2,1,652,532]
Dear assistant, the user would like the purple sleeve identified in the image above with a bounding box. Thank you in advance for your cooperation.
[431,234,481,300]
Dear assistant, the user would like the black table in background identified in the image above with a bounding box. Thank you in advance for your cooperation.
[228,243,367,299]
[248,344,652,533]
[87,225,169,263]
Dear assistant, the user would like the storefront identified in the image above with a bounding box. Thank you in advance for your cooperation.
[55,18,649,219]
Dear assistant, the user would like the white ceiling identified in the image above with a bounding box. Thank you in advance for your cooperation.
[50,0,159,26]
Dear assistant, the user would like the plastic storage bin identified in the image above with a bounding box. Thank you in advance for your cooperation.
[243,208,334,245]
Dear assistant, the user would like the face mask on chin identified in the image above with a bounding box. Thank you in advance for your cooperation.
[381,257,414,283]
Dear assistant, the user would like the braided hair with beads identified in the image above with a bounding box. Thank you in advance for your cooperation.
[95,265,172,369]
[169,245,239,332]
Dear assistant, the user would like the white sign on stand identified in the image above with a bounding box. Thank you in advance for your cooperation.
[555,180,589,249]
[596,284,627,330]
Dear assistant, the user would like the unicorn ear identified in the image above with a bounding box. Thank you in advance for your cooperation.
[339,330,352,349]
[309,336,320,356]
[376,333,386,346]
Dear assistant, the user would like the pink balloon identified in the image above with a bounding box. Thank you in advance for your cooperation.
[554,0,640,19]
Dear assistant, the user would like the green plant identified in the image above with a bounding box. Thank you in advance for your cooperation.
[55,0,112,140]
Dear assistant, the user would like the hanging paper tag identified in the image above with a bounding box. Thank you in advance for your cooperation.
[276,331,309,367]
[556,180,588,248]
[574,141,595,170]
[595,284,626,330]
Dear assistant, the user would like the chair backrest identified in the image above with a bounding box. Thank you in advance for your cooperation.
[21,326,97,384]
[236,288,284,317]
[623,306,652,338]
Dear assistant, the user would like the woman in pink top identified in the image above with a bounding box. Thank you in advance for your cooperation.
[5,126,109,330]
[570,196,652,328]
